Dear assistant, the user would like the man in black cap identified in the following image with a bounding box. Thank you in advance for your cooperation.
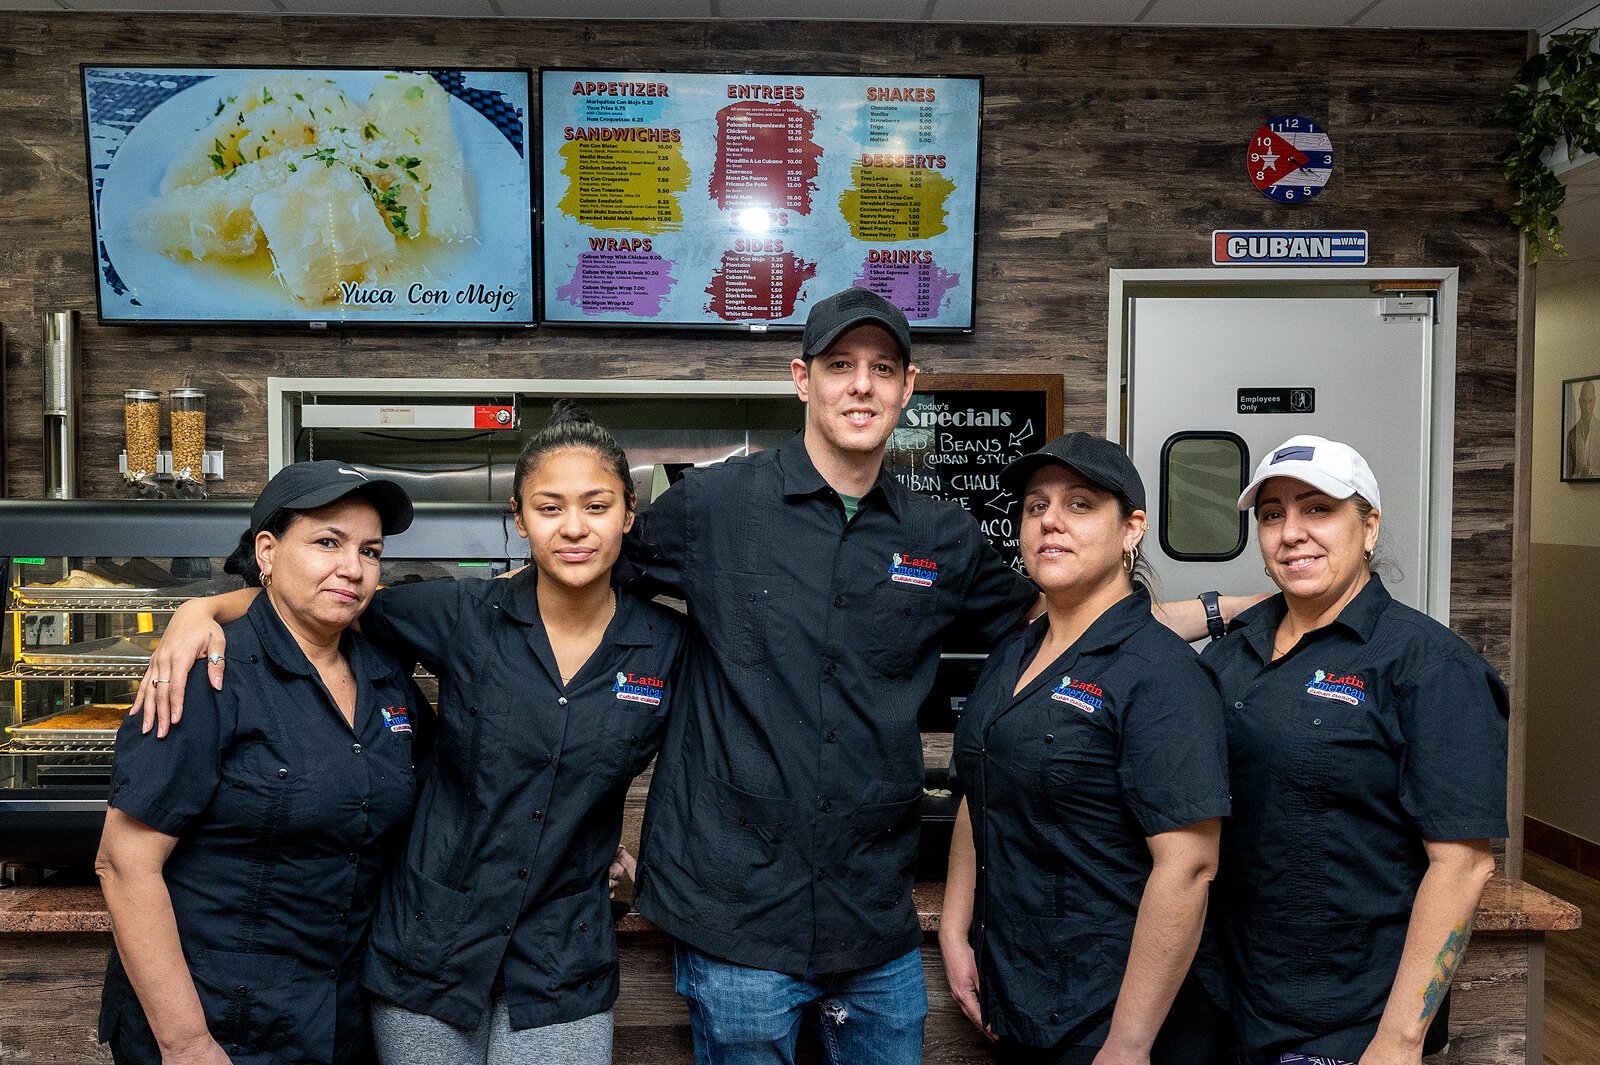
[631,287,1040,1064]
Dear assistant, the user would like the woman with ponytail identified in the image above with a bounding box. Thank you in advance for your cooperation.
[136,402,686,1065]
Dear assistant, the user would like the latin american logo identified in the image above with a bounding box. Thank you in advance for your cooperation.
[613,671,666,707]
[1305,669,1366,705]
[379,706,412,734]
[888,552,940,587]
[1050,674,1104,714]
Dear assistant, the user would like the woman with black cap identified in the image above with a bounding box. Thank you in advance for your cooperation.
[134,403,685,1065]
[940,433,1233,1065]
[1205,436,1506,1065]
[98,461,421,1065]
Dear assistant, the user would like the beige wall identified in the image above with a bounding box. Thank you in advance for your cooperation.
[1526,275,1600,845]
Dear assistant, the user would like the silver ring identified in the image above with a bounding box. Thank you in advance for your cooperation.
[152,678,170,684]
[208,652,224,665]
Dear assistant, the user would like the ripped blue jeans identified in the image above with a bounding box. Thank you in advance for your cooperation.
[672,941,927,1065]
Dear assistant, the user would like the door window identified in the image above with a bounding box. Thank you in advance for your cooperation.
[1160,433,1248,562]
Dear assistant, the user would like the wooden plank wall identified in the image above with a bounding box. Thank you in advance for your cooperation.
[0,14,1526,681]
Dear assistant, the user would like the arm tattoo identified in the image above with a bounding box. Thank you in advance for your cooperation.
[1418,920,1472,1022]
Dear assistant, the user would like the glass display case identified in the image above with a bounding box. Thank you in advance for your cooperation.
[0,500,517,871]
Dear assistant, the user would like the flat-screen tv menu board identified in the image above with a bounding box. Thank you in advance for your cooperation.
[539,70,981,332]
[82,66,534,326]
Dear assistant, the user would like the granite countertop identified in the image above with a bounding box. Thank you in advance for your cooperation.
[0,875,1581,935]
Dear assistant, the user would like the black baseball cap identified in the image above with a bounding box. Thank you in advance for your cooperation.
[1000,433,1147,512]
[250,461,414,537]
[801,287,912,363]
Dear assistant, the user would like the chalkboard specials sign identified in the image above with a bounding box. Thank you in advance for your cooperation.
[883,374,1064,572]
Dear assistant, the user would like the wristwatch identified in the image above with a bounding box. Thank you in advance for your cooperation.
[1198,590,1226,641]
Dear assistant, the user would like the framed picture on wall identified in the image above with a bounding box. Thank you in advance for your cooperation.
[1562,374,1600,482]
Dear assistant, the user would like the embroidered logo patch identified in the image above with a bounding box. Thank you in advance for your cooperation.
[379,706,412,734]
[1272,445,1315,464]
[1049,674,1104,714]
[888,552,939,587]
[612,671,665,706]
[1305,669,1366,705]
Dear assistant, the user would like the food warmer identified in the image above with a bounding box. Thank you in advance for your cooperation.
[0,499,517,871]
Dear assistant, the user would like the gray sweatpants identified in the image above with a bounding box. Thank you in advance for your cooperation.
[369,996,613,1065]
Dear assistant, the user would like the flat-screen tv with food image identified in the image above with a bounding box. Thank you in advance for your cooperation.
[82,66,534,326]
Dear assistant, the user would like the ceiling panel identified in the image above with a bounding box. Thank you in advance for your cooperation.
[62,0,278,8]
[928,0,1148,23]
[1141,0,1374,27]
[274,0,494,12]
[0,0,66,8]
[498,0,713,14]
[1354,0,1565,29]
[719,0,929,20]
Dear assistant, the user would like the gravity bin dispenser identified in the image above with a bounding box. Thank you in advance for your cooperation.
[269,378,975,876]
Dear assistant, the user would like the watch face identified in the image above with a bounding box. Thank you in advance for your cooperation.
[1247,115,1333,204]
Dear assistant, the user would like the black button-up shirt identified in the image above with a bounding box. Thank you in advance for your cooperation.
[1202,576,1509,1063]
[954,586,1231,1049]
[357,570,684,1030]
[632,433,1036,975]
[100,595,420,1065]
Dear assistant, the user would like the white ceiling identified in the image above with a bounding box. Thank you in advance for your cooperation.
[0,0,1588,31]
[1540,160,1600,292]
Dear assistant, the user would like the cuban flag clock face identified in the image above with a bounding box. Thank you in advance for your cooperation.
[1248,115,1333,204]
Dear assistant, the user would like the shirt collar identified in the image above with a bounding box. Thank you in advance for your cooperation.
[1240,573,1391,660]
[247,591,343,679]
[1011,585,1153,667]
[777,432,903,521]
[494,565,658,647]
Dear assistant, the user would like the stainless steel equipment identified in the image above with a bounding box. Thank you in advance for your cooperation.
[41,311,80,499]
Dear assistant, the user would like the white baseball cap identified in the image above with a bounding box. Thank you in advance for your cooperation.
[1237,435,1381,513]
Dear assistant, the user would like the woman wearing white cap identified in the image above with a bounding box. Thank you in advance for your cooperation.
[1204,435,1508,1065]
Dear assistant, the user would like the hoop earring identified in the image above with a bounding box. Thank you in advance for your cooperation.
[1363,549,1373,562]
[261,573,272,589]
[1122,550,1135,574]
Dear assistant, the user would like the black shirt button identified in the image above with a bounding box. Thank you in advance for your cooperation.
[824,662,837,676]
[833,595,844,608]
[1049,1012,1059,1024]
[558,696,569,707]
[327,969,337,979]
[531,810,543,822]
[825,730,837,742]
[816,869,826,881]
[235,985,246,994]
[1044,734,1054,744]
[361,800,371,812]
[468,706,478,716]
[346,853,358,864]
[738,816,748,826]
[577,921,589,932]
[500,925,512,936]
[518,868,529,879]
[415,910,425,921]
[249,655,258,664]
[277,768,288,778]
[542,754,553,766]
[351,743,362,754]
[338,911,348,924]
[231,1045,241,1055]
[820,800,832,813]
